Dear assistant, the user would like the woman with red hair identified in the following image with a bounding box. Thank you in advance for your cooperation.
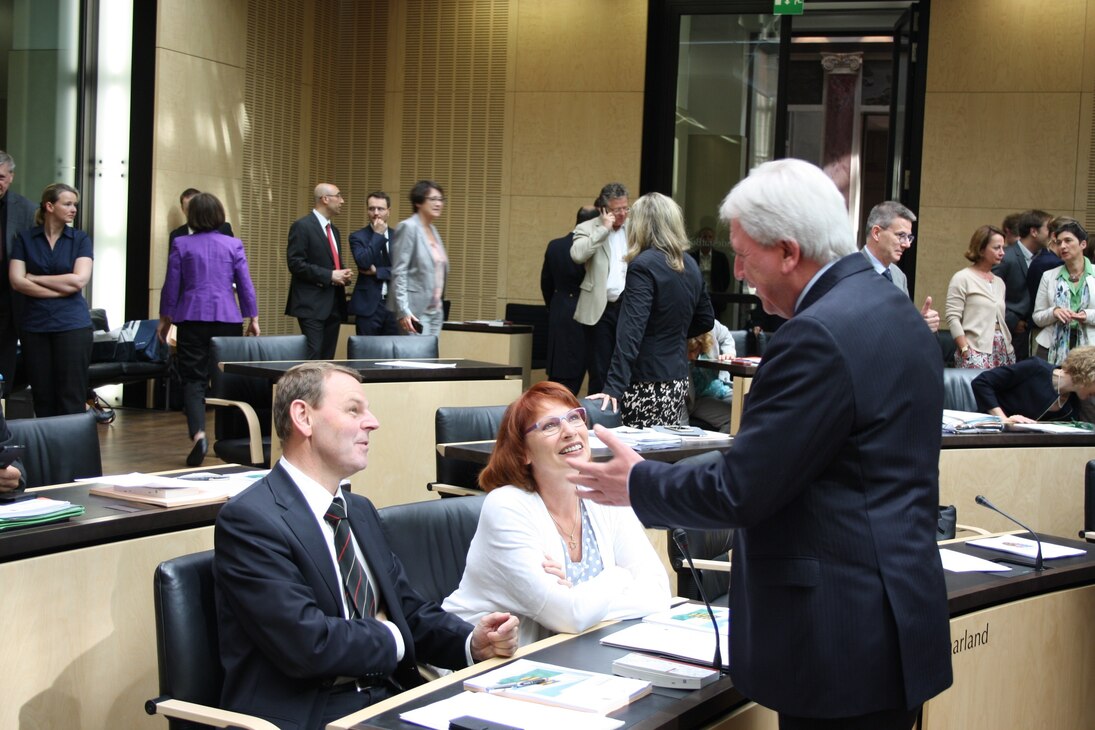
[443,382,669,646]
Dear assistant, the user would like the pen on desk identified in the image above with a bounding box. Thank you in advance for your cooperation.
[485,677,549,691]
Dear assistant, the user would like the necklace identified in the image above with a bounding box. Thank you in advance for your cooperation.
[548,497,580,550]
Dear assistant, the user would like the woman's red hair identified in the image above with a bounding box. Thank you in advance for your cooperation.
[478,381,581,492]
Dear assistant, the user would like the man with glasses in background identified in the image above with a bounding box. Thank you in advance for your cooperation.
[571,182,631,394]
[348,192,400,336]
[286,183,354,359]
[860,200,939,332]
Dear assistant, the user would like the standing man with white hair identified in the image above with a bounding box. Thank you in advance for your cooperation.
[569,159,952,730]
[0,151,35,393]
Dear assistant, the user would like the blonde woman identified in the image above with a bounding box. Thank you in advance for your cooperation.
[946,225,1013,369]
[587,192,714,426]
[9,183,93,416]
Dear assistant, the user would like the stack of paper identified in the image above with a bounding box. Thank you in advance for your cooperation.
[0,497,85,531]
[82,471,265,507]
[400,691,624,730]
[599,606,730,669]
[967,535,1085,560]
[599,427,682,451]
[942,410,1004,434]
[463,659,651,714]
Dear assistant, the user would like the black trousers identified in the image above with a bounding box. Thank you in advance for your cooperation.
[354,306,401,336]
[298,312,342,360]
[21,326,92,417]
[779,706,920,730]
[0,303,17,396]
[176,321,242,439]
[584,299,620,395]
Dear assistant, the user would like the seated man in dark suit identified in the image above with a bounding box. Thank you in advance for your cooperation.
[213,362,518,730]
[570,159,952,730]
[168,187,233,253]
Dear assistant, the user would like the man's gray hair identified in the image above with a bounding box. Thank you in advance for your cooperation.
[864,200,917,247]
[719,159,855,265]
[0,150,14,172]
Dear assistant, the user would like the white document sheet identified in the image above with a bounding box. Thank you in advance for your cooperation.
[399,690,624,730]
[938,548,1012,572]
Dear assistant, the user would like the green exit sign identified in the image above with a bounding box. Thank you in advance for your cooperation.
[774,0,804,15]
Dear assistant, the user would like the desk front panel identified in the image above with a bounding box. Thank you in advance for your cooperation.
[1,526,214,729]
[271,377,524,508]
[939,444,1095,537]
[922,584,1095,730]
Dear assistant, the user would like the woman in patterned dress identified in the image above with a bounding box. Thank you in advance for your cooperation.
[443,382,669,647]
[946,224,1014,369]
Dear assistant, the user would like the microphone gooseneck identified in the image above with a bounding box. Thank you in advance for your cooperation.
[671,528,724,672]
[975,495,1045,572]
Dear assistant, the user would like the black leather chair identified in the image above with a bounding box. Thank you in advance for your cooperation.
[664,451,732,604]
[208,335,308,467]
[943,368,983,411]
[433,405,509,494]
[147,551,277,730]
[7,410,102,487]
[377,495,486,604]
[504,303,548,369]
[346,335,439,360]
[432,398,620,494]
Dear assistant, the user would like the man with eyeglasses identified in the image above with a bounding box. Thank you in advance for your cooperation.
[571,182,631,394]
[348,192,401,336]
[860,200,940,332]
[286,183,355,359]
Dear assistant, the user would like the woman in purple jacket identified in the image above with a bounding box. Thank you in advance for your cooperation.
[157,193,259,465]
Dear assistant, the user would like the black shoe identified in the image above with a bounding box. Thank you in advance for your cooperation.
[186,437,207,467]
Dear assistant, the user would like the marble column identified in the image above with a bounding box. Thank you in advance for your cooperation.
[820,52,862,205]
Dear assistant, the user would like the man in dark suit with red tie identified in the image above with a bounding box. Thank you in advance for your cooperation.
[570,159,952,730]
[348,191,400,336]
[286,183,354,360]
[213,362,519,730]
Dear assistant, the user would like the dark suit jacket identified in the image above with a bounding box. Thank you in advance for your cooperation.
[688,248,731,293]
[348,227,392,318]
[603,251,713,398]
[993,241,1032,331]
[214,464,472,729]
[1026,248,1064,310]
[3,191,36,261]
[540,233,587,380]
[168,221,234,253]
[627,253,952,717]
[285,213,347,320]
[1,190,35,324]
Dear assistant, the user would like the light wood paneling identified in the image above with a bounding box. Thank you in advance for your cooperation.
[513,0,647,92]
[922,586,1095,729]
[926,1,1085,93]
[504,194,593,303]
[157,0,247,68]
[0,527,214,729]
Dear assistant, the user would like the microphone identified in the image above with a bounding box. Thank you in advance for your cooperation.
[671,528,723,672]
[975,495,1045,572]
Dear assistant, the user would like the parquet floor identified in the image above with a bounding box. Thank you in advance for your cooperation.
[96,406,228,474]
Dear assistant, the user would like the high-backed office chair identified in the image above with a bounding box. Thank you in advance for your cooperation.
[942,368,983,411]
[663,451,732,603]
[431,398,621,496]
[377,495,486,604]
[147,551,278,730]
[503,303,548,370]
[432,405,509,496]
[7,410,102,487]
[208,335,308,467]
[346,335,438,360]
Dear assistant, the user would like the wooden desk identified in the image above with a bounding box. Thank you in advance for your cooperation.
[334,535,1095,730]
[1,466,242,730]
[440,322,534,388]
[692,360,757,435]
[223,359,523,508]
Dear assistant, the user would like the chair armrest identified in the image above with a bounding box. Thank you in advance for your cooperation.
[206,397,264,465]
[955,523,991,536]
[426,482,483,497]
[146,697,281,730]
[690,557,731,572]
[1083,530,1095,542]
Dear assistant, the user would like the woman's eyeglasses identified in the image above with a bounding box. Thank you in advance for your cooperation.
[525,407,588,436]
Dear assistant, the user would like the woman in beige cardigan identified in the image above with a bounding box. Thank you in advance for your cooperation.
[946,224,1014,369]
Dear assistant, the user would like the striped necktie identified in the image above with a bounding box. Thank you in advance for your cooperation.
[324,497,374,619]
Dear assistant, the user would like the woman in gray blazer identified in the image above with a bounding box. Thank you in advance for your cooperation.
[389,180,449,336]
